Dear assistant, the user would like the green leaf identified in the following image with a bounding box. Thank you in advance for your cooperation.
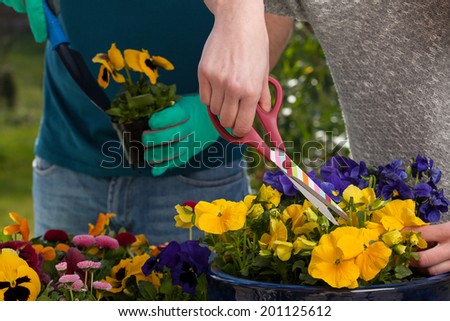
[394,265,413,279]
[128,93,155,108]
[138,281,158,300]
[106,107,123,117]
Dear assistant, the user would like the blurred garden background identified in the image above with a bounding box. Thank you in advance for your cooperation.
[0,7,348,232]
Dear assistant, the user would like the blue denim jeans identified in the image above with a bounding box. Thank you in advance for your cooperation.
[32,157,250,244]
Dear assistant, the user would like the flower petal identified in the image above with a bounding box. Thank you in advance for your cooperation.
[152,55,174,70]
[108,43,124,70]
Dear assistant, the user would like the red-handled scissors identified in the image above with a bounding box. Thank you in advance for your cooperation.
[207,76,347,224]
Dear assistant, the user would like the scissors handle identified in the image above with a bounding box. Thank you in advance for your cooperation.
[207,76,286,161]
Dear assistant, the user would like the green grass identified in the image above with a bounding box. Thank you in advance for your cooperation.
[0,33,45,231]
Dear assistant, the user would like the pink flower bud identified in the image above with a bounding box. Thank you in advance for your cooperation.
[72,234,96,248]
[95,235,119,249]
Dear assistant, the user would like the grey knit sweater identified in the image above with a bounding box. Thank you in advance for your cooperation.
[266,0,450,220]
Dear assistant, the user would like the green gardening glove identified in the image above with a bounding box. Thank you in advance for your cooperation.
[142,95,220,176]
[1,0,47,42]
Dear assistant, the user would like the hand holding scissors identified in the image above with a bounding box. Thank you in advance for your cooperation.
[208,77,347,224]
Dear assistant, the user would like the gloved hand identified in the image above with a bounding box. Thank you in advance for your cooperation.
[142,95,220,176]
[1,0,47,42]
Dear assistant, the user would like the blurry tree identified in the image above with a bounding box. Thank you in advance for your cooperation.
[246,22,349,189]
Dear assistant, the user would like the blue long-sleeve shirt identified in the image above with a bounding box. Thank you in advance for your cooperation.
[36,0,244,177]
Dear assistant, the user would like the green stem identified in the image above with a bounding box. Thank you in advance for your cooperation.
[124,66,133,87]
[241,226,247,268]
[90,272,94,294]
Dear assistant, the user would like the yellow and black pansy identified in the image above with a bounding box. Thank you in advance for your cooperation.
[0,249,41,301]
[92,43,125,88]
[124,49,174,84]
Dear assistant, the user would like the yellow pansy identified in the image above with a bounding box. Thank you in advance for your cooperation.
[244,195,265,219]
[259,218,288,250]
[381,230,403,247]
[373,199,428,231]
[105,254,152,294]
[0,249,41,301]
[174,204,194,229]
[92,43,126,88]
[281,202,311,230]
[258,184,282,210]
[272,240,293,261]
[293,221,319,237]
[355,241,391,281]
[364,221,386,234]
[129,234,150,256]
[293,235,317,254]
[124,49,174,84]
[405,231,427,249]
[339,185,376,226]
[194,199,247,234]
[2,212,30,241]
[332,226,365,260]
[108,43,125,70]
[308,233,360,289]
[342,185,376,209]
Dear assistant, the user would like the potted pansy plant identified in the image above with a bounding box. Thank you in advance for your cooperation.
[174,154,450,300]
[92,43,179,166]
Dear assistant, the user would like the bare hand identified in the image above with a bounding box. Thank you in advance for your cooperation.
[408,221,450,275]
[199,0,271,137]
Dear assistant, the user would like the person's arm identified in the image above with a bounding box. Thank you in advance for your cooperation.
[199,0,270,137]
[266,13,294,70]
[408,222,450,275]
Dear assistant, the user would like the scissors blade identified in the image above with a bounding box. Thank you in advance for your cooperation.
[269,149,348,224]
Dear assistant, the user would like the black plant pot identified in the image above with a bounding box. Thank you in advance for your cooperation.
[111,119,149,167]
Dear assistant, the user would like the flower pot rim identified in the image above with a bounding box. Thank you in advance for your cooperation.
[208,263,450,293]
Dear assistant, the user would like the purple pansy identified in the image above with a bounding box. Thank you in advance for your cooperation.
[419,189,449,222]
[380,179,413,200]
[413,183,432,198]
[141,240,211,295]
[320,156,369,190]
[263,171,298,197]
[411,154,442,184]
